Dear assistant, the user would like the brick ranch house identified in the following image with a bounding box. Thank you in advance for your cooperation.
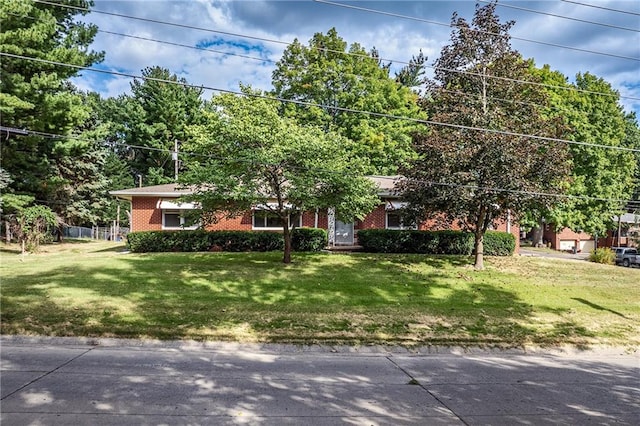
[111,176,520,250]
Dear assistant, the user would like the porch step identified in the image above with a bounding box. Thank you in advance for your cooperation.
[326,245,364,253]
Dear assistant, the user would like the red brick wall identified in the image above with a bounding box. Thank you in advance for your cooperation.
[301,210,328,228]
[131,197,162,232]
[357,204,386,229]
[204,212,252,231]
[598,232,631,248]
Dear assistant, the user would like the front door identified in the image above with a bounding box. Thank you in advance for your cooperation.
[335,220,354,245]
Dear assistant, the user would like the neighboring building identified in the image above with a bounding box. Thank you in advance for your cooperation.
[542,226,595,253]
[540,212,640,252]
[598,213,640,248]
[110,176,520,250]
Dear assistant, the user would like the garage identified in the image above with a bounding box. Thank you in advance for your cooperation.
[559,239,595,253]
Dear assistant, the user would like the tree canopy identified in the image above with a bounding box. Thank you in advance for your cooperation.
[0,0,105,225]
[271,28,425,174]
[399,2,570,269]
[180,89,379,263]
[534,68,639,235]
[99,66,205,186]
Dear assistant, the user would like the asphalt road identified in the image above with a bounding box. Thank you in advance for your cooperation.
[1,337,638,425]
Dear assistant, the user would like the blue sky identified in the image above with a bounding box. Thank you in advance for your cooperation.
[74,0,640,115]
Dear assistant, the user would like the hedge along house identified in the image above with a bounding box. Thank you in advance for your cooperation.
[110,176,520,251]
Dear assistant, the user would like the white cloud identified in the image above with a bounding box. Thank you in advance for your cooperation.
[79,0,639,115]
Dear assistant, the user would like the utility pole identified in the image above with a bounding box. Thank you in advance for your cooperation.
[116,204,120,241]
[173,139,179,181]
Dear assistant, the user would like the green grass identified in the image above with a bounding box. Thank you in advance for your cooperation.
[1,240,638,348]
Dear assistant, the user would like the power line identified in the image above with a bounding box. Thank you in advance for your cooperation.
[31,0,291,46]
[6,11,278,63]
[94,25,637,103]
[438,88,543,109]
[7,127,374,182]
[402,179,636,206]
[479,0,639,33]
[99,30,276,65]
[89,25,624,109]
[561,0,640,17]
[314,0,640,61]
[10,126,640,207]
[26,1,640,102]
[4,51,640,155]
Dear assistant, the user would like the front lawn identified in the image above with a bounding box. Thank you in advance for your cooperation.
[1,240,638,347]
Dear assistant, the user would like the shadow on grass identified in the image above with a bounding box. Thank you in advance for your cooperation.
[572,297,630,319]
[0,245,21,255]
[57,238,95,244]
[0,251,604,346]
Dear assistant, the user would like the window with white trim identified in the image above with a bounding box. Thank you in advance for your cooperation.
[162,210,198,230]
[385,211,416,230]
[252,210,302,230]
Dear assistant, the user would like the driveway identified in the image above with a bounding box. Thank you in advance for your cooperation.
[1,336,638,425]
[519,248,590,261]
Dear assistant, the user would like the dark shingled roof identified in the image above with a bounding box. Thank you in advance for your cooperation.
[110,184,194,201]
[109,176,403,200]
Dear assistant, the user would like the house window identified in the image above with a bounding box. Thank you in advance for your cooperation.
[162,210,198,230]
[385,211,416,230]
[252,210,301,230]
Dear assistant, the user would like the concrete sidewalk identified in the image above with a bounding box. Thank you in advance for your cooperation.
[1,337,638,425]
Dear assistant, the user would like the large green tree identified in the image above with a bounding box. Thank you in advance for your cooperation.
[77,92,134,227]
[181,89,379,264]
[625,113,640,213]
[399,2,570,270]
[534,68,639,237]
[0,0,104,224]
[102,67,204,186]
[271,28,424,174]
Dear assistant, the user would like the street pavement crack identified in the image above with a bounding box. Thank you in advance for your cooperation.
[386,355,470,426]
[1,346,96,401]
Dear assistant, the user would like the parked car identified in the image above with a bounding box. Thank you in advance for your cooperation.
[613,247,640,267]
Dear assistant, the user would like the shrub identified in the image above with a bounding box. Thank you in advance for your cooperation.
[292,227,327,251]
[357,229,515,256]
[7,205,58,254]
[589,247,615,265]
[484,231,516,256]
[126,229,326,253]
[355,229,404,253]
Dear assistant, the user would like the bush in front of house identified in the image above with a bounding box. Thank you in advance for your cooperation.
[357,229,515,256]
[356,229,472,254]
[126,229,327,253]
[291,227,328,252]
[483,231,517,256]
[588,247,615,265]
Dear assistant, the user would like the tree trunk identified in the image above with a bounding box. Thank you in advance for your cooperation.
[474,205,488,270]
[282,222,292,264]
[531,226,543,247]
[531,218,545,247]
[474,229,484,270]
